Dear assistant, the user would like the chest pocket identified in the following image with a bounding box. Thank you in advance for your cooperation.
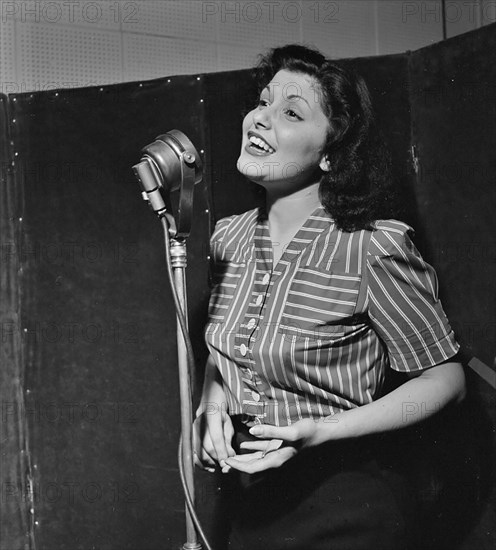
[280,266,362,339]
[208,260,247,321]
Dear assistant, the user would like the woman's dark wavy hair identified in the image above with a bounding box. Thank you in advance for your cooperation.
[254,44,399,232]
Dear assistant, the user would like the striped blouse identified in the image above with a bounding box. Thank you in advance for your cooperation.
[204,205,459,427]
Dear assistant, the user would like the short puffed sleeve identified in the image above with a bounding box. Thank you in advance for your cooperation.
[366,220,459,372]
[209,215,235,266]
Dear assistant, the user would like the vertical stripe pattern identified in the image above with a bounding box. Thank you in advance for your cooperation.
[205,207,459,427]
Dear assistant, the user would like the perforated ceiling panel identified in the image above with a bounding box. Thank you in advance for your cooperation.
[10,0,120,29]
[16,22,122,89]
[3,2,480,101]
[214,2,300,47]
[484,0,496,21]
[123,34,217,80]
[301,0,378,58]
[122,0,216,40]
[217,42,262,71]
[446,0,495,37]
[0,18,17,92]
[376,0,443,55]
[211,1,302,71]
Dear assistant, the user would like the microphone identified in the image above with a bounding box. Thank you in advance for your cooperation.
[132,130,203,238]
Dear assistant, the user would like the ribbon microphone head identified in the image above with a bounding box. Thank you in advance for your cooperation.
[132,130,203,238]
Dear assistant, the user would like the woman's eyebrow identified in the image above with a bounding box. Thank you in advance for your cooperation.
[285,94,310,107]
[261,86,311,108]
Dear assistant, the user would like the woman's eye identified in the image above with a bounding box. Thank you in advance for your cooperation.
[285,109,302,120]
[258,99,269,107]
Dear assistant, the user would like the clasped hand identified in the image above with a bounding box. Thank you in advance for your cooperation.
[193,409,235,473]
[194,413,322,474]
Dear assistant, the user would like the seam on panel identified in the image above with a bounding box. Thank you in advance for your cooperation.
[3,92,37,550]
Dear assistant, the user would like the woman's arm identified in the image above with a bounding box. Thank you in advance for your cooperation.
[195,354,227,417]
[317,359,465,441]
[193,354,235,471]
[225,360,465,473]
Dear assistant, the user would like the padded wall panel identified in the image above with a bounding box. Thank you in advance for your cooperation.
[0,93,35,549]
[9,76,211,550]
[339,54,417,223]
[409,23,496,550]
[409,24,496,370]
[204,68,261,220]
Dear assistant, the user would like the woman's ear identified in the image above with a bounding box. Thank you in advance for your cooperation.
[319,156,330,172]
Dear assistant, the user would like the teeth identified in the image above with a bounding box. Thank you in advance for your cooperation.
[249,135,274,153]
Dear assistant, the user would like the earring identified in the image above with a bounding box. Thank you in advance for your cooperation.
[319,157,330,172]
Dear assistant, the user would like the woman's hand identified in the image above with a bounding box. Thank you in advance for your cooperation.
[193,408,235,473]
[224,418,322,474]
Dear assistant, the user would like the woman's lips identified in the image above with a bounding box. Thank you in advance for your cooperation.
[244,142,275,157]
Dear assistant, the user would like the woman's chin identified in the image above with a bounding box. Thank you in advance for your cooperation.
[237,157,265,182]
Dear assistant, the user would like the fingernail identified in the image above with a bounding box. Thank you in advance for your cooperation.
[219,459,227,468]
[249,426,262,436]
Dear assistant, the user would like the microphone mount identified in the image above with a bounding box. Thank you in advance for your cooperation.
[132,130,203,239]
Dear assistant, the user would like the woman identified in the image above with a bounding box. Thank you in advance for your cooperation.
[194,44,465,550]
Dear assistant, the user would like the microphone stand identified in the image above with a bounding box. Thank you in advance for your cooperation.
[168,233,202,550]
[133,133,205,549]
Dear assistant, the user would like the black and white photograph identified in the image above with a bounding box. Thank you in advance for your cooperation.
[1,1,495,549]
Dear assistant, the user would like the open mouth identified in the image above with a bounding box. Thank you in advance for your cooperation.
[247,134,275,154]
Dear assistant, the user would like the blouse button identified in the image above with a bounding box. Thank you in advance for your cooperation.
[239,344,247,356]
[262,273,270,285]
[246,318,256,329]
[255,295,263,306]
[251,391,260,402]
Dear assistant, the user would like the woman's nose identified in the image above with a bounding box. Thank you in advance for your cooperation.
[252,106,272,128]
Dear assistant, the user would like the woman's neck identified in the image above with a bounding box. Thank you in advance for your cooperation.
[264,182,322,265]
[265,182,322,233]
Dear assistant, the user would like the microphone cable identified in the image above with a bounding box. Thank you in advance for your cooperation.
[161,216,214,550]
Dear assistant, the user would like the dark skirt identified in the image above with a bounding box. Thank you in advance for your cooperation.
[214,417,417,550]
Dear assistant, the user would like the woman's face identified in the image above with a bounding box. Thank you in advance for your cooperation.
[237,69,330,193]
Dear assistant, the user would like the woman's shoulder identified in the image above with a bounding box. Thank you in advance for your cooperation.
[368,219,416,257]
[372,218,414,234]
[210,208,259,244]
